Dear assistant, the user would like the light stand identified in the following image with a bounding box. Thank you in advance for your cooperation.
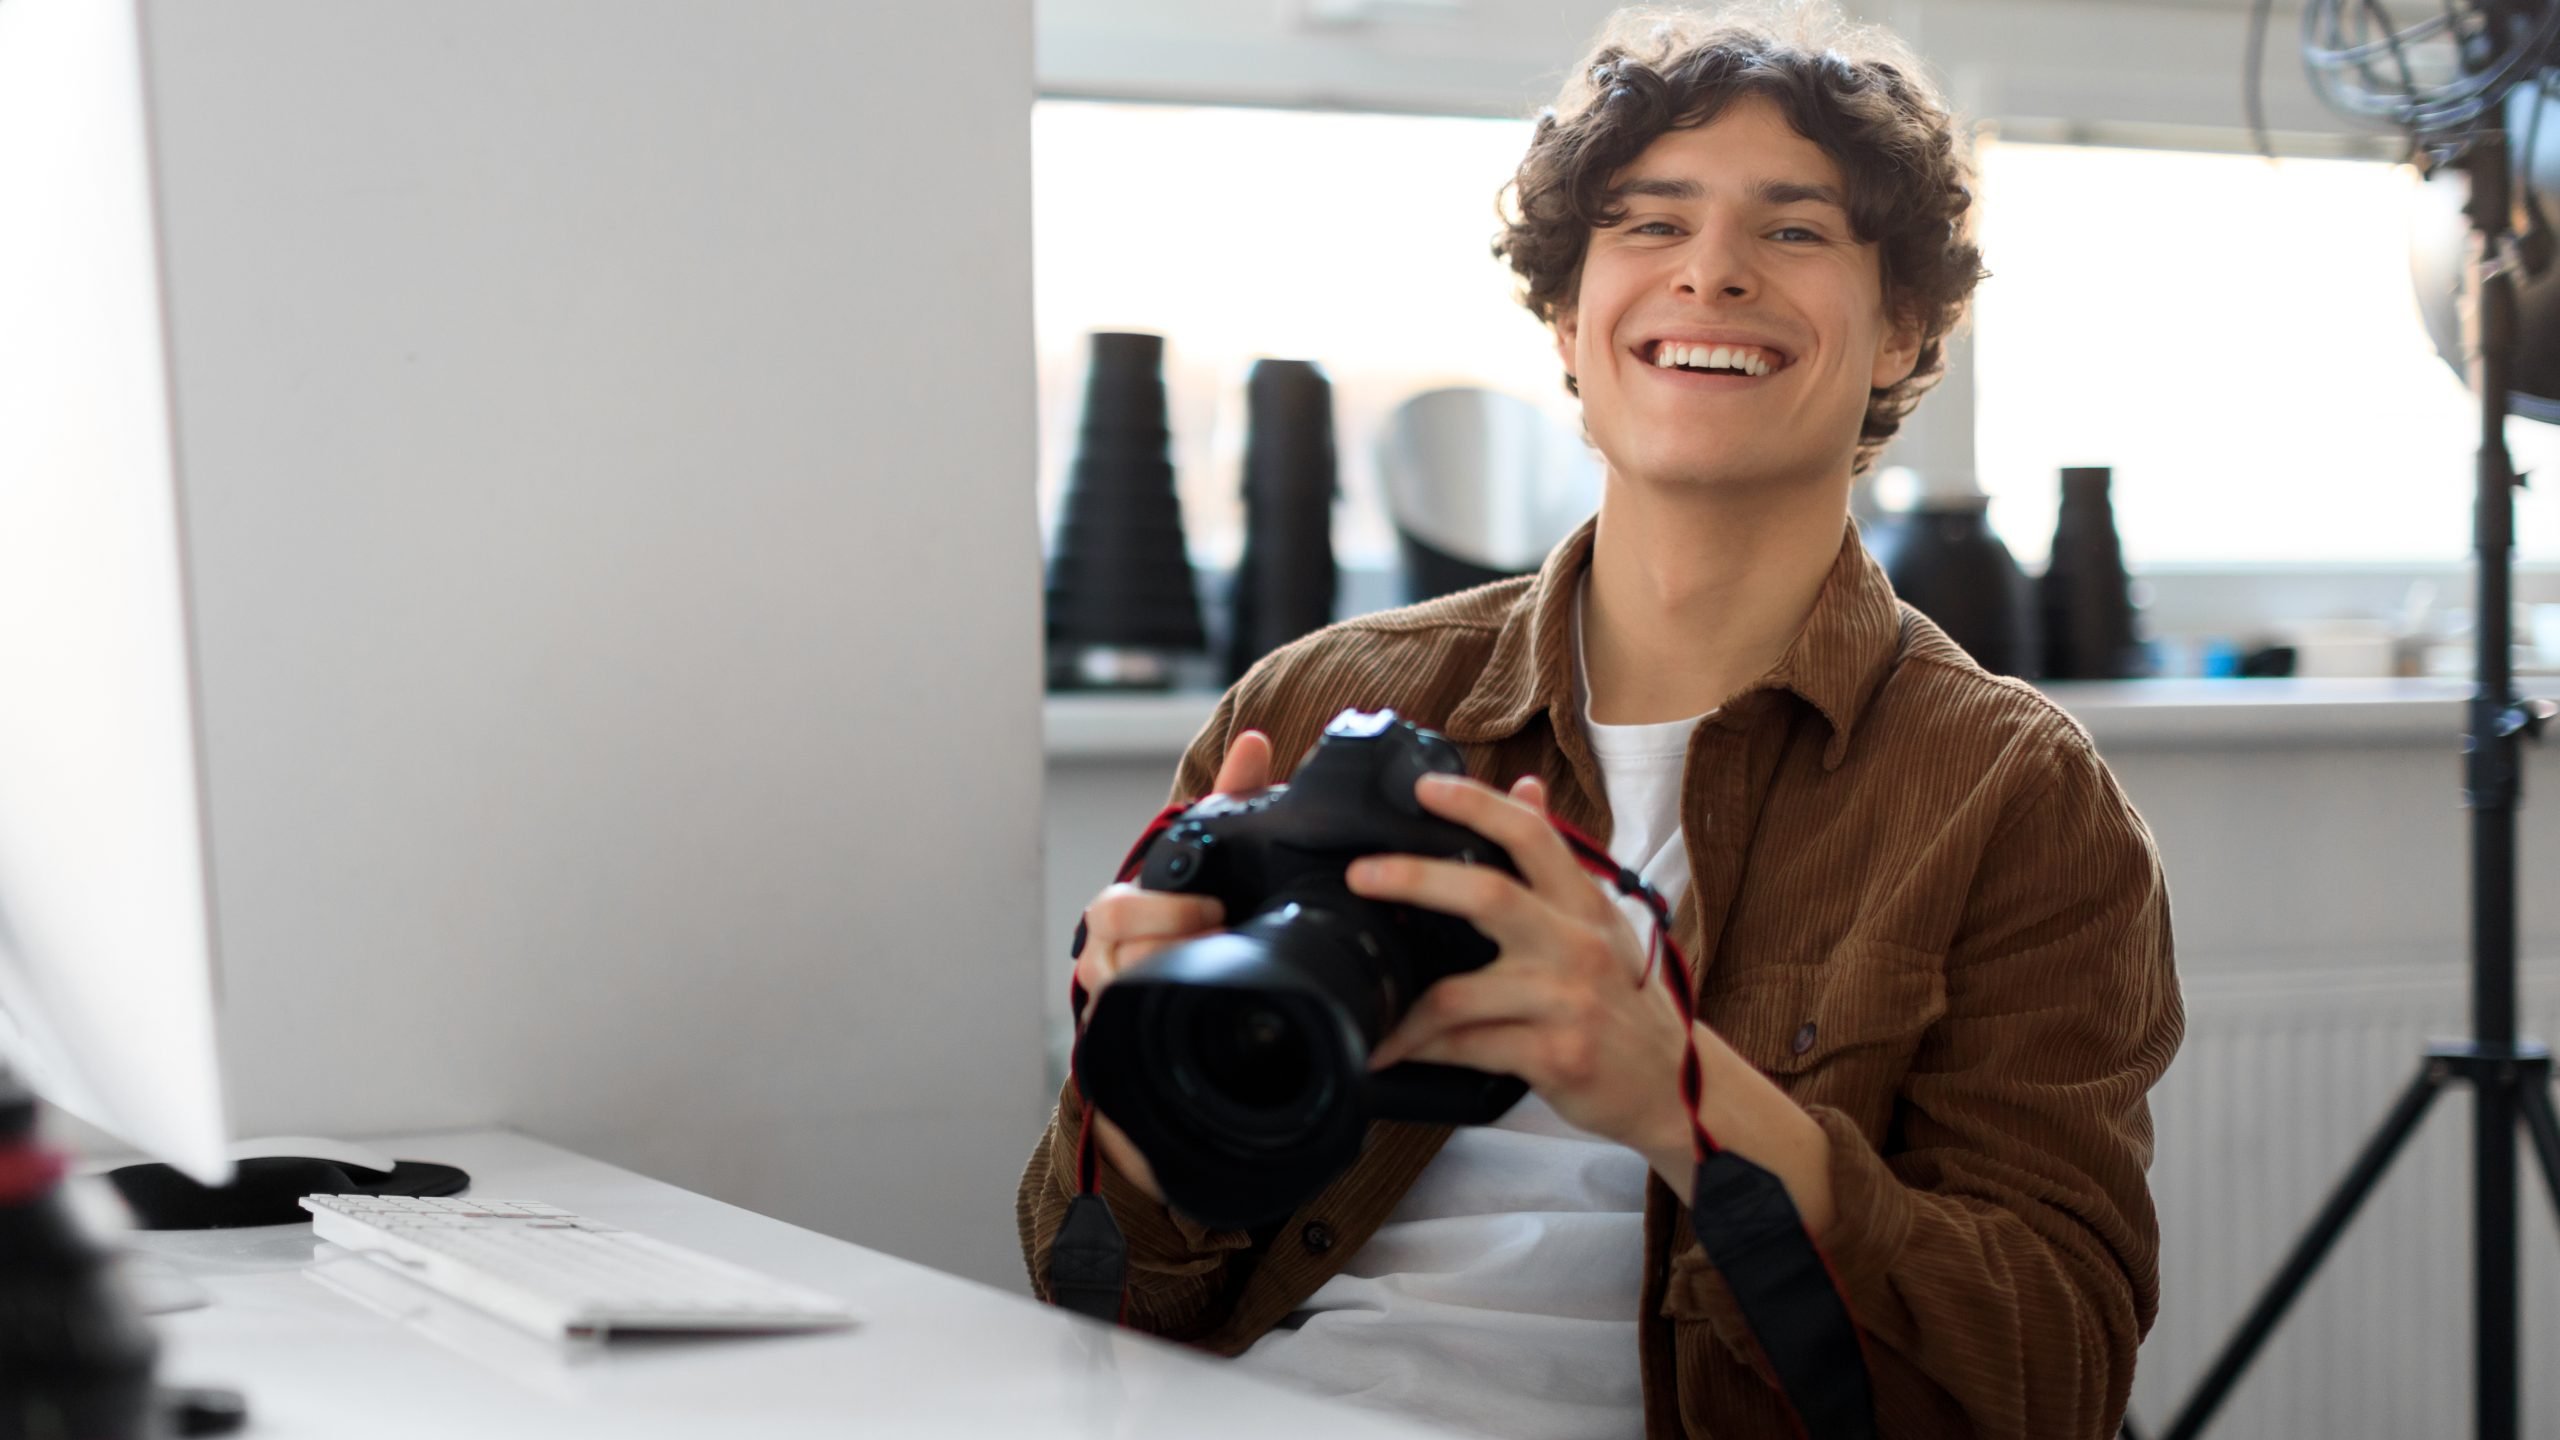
[2154,127,2560,1440]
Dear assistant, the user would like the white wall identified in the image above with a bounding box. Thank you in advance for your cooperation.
[138,0,1044,1286]
[1038,0,2352,138]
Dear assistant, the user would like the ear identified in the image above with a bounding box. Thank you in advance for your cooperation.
[1554,305,1580,381]
[1871,305,1924,391]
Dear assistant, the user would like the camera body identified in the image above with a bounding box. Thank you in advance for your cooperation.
[1076,709,1528,1229]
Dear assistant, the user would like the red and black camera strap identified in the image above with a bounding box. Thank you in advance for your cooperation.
[1052,799,1874,1440]
[1542,813,1876,1440]
[1049,800,1192,1325]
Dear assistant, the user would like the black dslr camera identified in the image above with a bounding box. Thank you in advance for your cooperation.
[1076,709,1529,1229]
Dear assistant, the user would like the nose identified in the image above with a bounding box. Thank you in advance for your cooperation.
[1672,217,1755,301]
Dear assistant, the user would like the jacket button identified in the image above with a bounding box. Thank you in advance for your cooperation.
[1791,1021,1819,1056]
[1299,1220,1336,1255]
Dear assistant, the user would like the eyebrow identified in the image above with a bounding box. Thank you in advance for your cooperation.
[1613,176,1848,211]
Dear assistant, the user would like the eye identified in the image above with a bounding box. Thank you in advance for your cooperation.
[1770,225,1825,243]
[1628,220,1683,237]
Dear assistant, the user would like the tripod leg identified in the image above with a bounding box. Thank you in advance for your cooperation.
[2522,1080,2560,1226]
[2161,1061,2447,1440]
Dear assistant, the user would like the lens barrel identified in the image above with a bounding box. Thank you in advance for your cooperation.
[1073,710,1531,1228]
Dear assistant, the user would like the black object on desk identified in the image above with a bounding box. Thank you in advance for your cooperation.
[106,1154,469,1230]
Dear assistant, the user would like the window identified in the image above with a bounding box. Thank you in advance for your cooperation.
[1032,100,1554,570]
[1032,104,2560,577]
[1973,138,2560,567]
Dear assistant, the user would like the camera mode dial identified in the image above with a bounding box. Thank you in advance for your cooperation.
[1378,728,1466,818]
[1144,824,1217,890]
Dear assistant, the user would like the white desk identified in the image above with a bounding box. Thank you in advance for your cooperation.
[120,1128,1468,1439]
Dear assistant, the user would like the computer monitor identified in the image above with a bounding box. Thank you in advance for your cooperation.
[0,0,232,1187]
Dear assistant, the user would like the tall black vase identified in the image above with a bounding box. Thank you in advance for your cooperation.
[1045,332,1207,689]
[2038,466,2143,681]
[1864,500,2039,679]
[1227,360,1337,683]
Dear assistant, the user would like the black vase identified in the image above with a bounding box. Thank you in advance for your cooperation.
[1045,332,1207,689]
[1227,360,1337,683]
[1864,500,2039,679]
[2038,467,2143,681]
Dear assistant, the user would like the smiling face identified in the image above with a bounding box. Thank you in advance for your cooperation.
[1556,96,1921,500]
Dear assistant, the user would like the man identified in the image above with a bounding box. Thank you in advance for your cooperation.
[1019,6,2183,1438]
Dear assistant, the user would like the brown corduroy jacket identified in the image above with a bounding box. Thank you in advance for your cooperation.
[1019,519,2183,1439]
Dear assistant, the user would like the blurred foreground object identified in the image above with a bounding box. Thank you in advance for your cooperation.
[0,1075,157,1440]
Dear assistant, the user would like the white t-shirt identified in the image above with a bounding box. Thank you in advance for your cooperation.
[1232,588,1703,1440]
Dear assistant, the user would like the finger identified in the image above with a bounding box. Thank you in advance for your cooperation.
[1350,843,1626,964]
[1369,969,1572,1069]
[1210,729,1273,796]
[1075,926,1211,1021]
[1347,852,1553,951]
[1380,1020,1548,1084]
[1107,933,1187,974]
[1073,945,1114,1021]
[1084,883,1225,944]
[1409,773,1602,917]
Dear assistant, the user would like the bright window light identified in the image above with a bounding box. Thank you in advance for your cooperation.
[1033,105,2560,573]
[1033,100,1554,568]
[1974,138,2560,567]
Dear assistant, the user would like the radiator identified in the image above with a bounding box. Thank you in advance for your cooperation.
[2128,961,2560,1437]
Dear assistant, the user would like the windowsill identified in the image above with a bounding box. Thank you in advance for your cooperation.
[1046,677,2501,759]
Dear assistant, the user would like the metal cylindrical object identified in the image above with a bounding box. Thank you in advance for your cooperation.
[1375,388,1599,604]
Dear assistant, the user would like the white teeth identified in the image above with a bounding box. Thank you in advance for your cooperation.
[1654,342,1778,375]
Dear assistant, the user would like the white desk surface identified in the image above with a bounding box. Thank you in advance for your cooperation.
[121,1128,1468,1440]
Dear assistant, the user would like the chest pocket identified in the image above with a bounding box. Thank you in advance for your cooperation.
[1699,941,1944,1143]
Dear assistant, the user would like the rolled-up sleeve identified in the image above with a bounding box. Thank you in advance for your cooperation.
[1674,736,2183,1438]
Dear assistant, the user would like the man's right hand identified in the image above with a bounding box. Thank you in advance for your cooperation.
[1071,729,1273,1206]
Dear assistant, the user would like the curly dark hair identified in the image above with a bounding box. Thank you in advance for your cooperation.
[1495,4,1985,475]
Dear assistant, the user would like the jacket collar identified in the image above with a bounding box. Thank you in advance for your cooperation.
[1439,514,1905,771]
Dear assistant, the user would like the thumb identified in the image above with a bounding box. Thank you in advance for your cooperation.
[1211,729,1273,796]
[1510,773,1548,810]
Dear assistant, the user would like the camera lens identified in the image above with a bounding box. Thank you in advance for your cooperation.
[1189,996,1309,1110]
[1160,989,1328,1145]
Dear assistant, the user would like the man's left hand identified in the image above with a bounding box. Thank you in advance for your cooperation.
[1353,771,1698,1169]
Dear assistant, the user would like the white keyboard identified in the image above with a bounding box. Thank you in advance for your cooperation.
[301,1194,856,1340]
